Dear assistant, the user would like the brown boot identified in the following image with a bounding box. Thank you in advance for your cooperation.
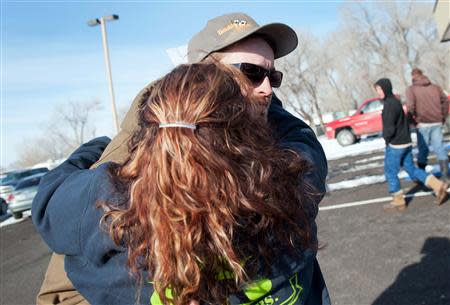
[425,175,449,205]
[384,190,406,210]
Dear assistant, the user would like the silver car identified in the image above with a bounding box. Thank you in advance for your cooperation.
[8,173,46,219]
[0,185,14,215]
[1,167,48,215]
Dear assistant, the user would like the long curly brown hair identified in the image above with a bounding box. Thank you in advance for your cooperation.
[100,63,316,305]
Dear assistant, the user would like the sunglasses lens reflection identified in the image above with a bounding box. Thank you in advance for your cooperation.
[269,72,282,88]
[238,63,283,88]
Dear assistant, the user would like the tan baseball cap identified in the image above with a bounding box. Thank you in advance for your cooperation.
[188,12,298,63]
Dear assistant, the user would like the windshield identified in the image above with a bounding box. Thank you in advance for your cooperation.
[360,100,383,114]
[0,168,48,185]
[0,173,20,185]
[15,176,43,190]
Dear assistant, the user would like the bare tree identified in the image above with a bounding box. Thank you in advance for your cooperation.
[15,100,102,168]
[321,22,380,110]
[50,100,102,151]
[285,0,450,123]
[276,30,329,133]
[337,1,448,96]
[14,136,65,168]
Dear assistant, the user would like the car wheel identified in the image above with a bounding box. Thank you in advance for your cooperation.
[12,211,23,219]
[0,199,7,215]
[336,129,356,146]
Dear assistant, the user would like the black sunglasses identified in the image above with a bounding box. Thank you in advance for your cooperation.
[231,63,283,88]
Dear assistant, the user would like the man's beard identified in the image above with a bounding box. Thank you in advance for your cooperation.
[254,96,271,121]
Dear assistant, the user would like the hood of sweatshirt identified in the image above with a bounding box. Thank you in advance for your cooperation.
[412,75,431,87]
[375,78,394,100]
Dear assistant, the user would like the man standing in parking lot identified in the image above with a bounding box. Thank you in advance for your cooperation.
[406,68,449,178]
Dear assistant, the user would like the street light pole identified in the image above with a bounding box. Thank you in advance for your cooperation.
[88,15,120,134]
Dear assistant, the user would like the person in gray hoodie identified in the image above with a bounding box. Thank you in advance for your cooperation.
[406,68,449,178]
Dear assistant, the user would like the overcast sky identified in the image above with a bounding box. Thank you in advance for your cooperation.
[2,1,343,167]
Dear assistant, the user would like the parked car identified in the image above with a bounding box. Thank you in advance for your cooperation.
[325,98,385,146]
[0,185,13,215]
[7,173,47,219]
[0,167,48,215]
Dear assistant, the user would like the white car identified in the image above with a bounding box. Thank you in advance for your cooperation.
[1,167,49,215]
[8,173,46,219]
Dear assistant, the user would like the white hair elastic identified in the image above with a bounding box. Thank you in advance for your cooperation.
[158,122,197,130]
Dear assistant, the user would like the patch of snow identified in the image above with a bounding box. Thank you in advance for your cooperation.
[319,136,385,161]
[341,162,384,174]
[0,210,31,228]
[327,175,386,191]
[328,165,440,191]
[354,155,385,164]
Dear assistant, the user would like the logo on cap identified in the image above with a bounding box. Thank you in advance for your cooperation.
[217,19,252,36]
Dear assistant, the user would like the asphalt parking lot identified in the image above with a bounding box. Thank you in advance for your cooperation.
[317,149,450,305]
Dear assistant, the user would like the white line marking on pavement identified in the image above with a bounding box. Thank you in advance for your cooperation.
[318,189,448,211]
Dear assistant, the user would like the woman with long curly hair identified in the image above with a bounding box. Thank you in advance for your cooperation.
[33,62,329,305]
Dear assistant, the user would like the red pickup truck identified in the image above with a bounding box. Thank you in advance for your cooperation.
[325,95,450,146]
[325,98,394,146]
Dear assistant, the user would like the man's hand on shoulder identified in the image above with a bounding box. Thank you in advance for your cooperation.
[68,137,112,170]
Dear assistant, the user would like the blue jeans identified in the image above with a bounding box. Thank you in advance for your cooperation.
[416,125,447,163]
[385,146,429,193]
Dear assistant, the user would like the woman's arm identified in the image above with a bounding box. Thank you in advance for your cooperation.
[32,137,111,255]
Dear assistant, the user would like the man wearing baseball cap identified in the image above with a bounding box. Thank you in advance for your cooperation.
[187,12,298,62]
[36,12,329,305]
